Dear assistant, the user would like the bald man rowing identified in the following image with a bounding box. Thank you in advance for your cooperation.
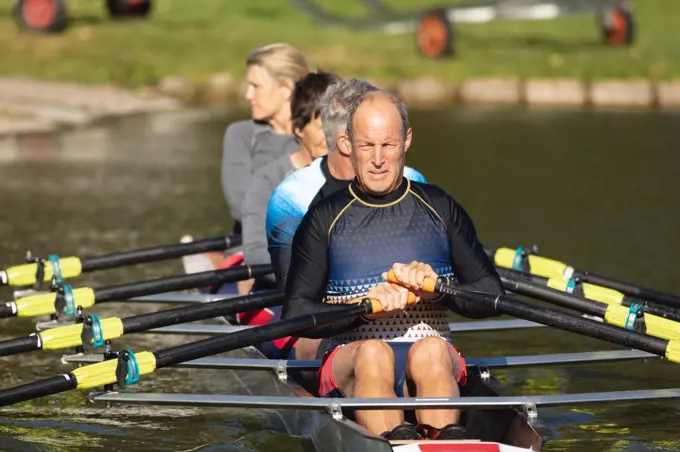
[281,89,504,440]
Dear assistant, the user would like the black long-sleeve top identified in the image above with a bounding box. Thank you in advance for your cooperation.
[282,178,504,339]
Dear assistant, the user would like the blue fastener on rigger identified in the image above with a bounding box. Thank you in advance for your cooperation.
[625,303,643,330]
[48,255,63,286]
[124,350,140,385]
[512,247,527,271]
[63,285,76,316]
[89,315,105,348]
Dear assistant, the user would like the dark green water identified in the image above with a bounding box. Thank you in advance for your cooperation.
[0,105,679,451]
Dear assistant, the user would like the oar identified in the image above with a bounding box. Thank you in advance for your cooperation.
[487,246,680,309]
[0,290,284,357]
[495,267,680,341]
[0,292,416,407]
[0,265,271,320]
[385,271,679,364]
[495,265,680,323]
[0,235,241,288]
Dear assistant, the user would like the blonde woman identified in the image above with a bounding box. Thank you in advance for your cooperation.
[221,43,310,235]
[239,70,342,295]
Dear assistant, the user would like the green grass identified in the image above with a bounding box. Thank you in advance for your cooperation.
[1,0,679,88]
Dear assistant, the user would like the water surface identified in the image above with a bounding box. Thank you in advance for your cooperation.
[0,105,679,451]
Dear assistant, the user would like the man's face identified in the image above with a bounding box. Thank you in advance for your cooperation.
[346,95,412,196]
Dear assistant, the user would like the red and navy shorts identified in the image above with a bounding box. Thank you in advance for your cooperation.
[319,340,467,398]
[237,304,298,360]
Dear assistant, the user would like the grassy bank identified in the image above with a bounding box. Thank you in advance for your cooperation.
[1,0,679,87]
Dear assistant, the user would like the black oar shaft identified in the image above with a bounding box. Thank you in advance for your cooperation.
[580,272,680,309]
[121,291,284,334]
[0,375,76,407]
[93,265,271,303]
[499,275,608,318]
[494,294,668,355]
[0,304,14,318]
[154,304,366,368]
[80,235,240,272]
[442,286,669,357]
[0,335,40,357]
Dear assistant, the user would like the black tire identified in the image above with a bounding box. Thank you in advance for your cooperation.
[598,7,635,46]
[416,8,454,58]
[14,0,68,33]
[106,0,152,18]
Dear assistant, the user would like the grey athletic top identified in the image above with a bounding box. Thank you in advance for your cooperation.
[221,119,298,224]
[242,153,297,270]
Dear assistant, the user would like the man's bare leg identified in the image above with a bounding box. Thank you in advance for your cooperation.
[328,339,403,435]
[406,337,461,428]
[294,338,322,383]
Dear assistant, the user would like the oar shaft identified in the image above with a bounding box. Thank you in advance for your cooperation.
[0,375,76,407]
[0,335,40,357]
[579,271,680,309]
[94,265,271,303]
[0,292,404,406]
[154,304,367,368]
[0,303,14,318]
[499,274,607,318]
[441,285,669,357]
[81,235,240,272]
[121,290,284,334]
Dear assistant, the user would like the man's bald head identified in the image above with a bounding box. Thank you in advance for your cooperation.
[346,90,409,145]
[340,89,413,196]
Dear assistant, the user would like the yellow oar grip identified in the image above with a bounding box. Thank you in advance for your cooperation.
[15,287,96,318]
[665,340,680,364]
[547,277,625,306]
[5,257,82,287]
[41,318,124,350]
[603,306,680,341]
[494,248,568,279]
[581,283,625,305]
[71,351,157,389]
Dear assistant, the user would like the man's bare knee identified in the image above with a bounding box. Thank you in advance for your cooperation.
[407,337,452,380]
[355,340,394,378]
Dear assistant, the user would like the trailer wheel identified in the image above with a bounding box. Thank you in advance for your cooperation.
[14,0,68,33]
[416,9,453,58]
[106,0,152,18]
[599,8,635,46]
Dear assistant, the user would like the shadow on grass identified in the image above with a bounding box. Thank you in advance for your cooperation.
[460,32,611,54]
[67,14,105,27]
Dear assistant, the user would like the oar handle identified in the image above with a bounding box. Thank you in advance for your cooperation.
[385,270,438,293]
[352,290,418,314]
